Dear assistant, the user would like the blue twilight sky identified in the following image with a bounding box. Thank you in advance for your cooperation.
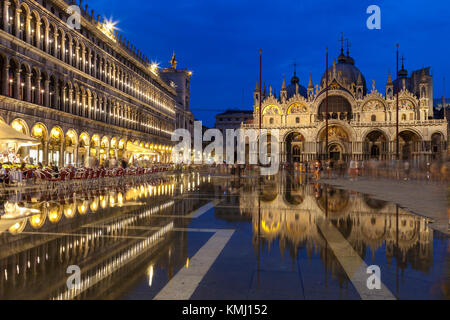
[89,0,450,128]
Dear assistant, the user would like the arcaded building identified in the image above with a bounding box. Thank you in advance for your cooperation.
[0,0,184,166]
[244,45,448,163]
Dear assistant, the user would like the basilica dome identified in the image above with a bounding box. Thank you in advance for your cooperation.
[286,74,307,99]
[321,53,367,92]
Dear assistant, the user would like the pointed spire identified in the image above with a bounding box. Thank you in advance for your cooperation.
[346,38,350,56]
[420,68,427,83]
[308,73,313,88]
[387,71,392,84]
[281,75,287,90]
[291,60,299,84]
[345,39,354,65]
[294,59,297,77]
[338,32,347,63]
[255,80,260,92]
[357,72,363,85]
[262,82,267,97]
[443,77,447,120]
[399,55,408,78]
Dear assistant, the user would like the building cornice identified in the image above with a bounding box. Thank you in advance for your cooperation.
[0,95,172,143]
[0,31,175,120]
[51,0,176,95]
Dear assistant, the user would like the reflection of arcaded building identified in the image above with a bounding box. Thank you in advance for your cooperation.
[244,43,447,161]
[0,0,186,166]
[240,174,434,281]
[0,175,211,299]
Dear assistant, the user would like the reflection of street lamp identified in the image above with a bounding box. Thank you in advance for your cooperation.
[147,265,154,286]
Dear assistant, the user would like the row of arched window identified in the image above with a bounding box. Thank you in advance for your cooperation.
[0,55,174,136]
[0,0,176,116]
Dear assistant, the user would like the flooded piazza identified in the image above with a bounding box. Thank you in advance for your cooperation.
[0,171,446,300]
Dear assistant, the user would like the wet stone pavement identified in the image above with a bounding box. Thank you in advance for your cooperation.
[0,171,448,300]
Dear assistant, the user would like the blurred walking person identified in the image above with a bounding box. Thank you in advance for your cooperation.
[349,158,357,180]
[314,160,321,180]
[403,160,411,180]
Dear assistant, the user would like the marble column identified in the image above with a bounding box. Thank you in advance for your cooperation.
[60,35,65,62]
[43,141,48,166]
[75,45,79,69]
[2,64,9,96]
[25,72,31,102]
[81,47,85,73]
[81,93,86,117]
[14,68,20,99]
[2,1,9,32]
[43,25,49,53]
[35,21,41,50]
[25,15,31,43]
[14,9,20,38]
[44,79,50,107]
[68,41,73,66]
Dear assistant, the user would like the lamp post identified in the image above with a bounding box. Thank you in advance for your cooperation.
[396,44,399,160]
[258,49,262,167]
[259,49,262,134]
[325,47,329,161]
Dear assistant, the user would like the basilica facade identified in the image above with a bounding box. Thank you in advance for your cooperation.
[244,47,448,163]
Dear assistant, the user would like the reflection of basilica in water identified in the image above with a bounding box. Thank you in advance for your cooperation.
[238,174,434,283]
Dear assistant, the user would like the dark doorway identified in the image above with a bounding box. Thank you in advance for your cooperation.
[370,145,380,158]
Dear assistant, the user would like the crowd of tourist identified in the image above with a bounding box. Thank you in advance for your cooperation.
[217,157,450,183]
[297,158,450,182]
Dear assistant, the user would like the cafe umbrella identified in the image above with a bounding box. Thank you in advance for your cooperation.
[0,121,40,148]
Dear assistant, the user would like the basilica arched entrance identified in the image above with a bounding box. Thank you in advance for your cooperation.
[431,132,445,160]
[328,143,343,161]
[399,130,421,160]
[364,130,388,160]
[285,132,305,163]
[318,125,350,161]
